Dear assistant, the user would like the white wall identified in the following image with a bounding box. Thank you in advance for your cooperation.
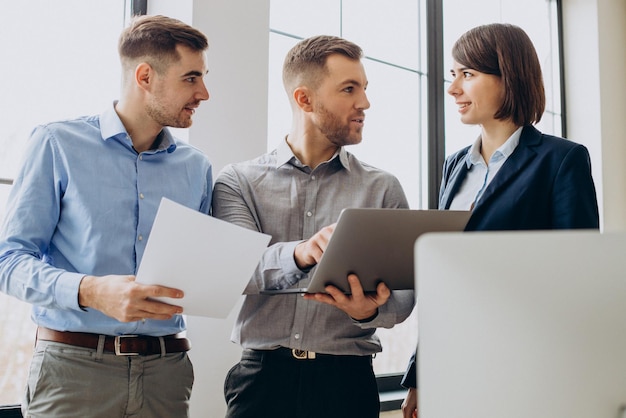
[596,0,626,231]
[188,2,270,417]
[562,0,626,231]
[149,1,270,417]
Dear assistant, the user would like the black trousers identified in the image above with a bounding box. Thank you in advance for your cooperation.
[224,348,380,418]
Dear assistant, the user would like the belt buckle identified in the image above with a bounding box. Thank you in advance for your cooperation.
[292,349,316,360]
[115,335,139,356]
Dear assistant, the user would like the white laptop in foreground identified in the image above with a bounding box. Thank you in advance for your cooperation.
[416,230,626,418]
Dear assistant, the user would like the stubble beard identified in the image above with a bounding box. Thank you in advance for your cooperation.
[146,97,192,129]
[315,102,362,147]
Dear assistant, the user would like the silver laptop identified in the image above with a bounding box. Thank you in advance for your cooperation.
[261,208,471,295]
[416,230,626,418]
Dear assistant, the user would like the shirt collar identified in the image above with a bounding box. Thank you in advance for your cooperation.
[275,137,350,171]
[275,137,295,167]
[99,101,177,153]
[465,126,523,168]
[99,102,127,141]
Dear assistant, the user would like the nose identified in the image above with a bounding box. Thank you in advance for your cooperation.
[357,90,371,110]
[197,80,210,101]
[447,78,460,97]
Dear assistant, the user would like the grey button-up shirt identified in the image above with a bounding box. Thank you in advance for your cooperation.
[212,139,415,356]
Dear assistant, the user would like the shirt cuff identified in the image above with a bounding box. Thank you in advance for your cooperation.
[54,271,87,311]
[350,309,379,324]
[279,241,309,281]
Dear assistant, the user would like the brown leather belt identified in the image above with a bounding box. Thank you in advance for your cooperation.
[37,326,191,356]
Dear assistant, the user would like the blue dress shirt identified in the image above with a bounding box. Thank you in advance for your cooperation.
[450,127,522,210]
[0,103,212,336]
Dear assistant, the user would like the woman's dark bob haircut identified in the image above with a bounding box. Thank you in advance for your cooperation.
[452,23,546,126]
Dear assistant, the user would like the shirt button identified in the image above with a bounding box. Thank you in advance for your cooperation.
[311,175,316,180]
[295,274,302,280]
[138,235,143,241]
[294,333,301,340]
[139,193,144,199]
[139,155,143,160]
[306,211,312,217]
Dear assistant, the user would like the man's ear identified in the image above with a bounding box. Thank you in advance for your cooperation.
[293,86,314,112]
[135,62,153,91]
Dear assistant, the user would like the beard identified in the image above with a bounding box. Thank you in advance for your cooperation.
[146,95,194,129]
[314,102,363,147]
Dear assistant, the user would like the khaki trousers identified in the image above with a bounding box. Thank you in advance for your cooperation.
[23,340,194,418]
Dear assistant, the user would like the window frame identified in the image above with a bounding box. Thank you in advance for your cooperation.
[427,0,445,209]
[130,0,147,15]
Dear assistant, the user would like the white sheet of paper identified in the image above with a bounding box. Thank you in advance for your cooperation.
[135,197,271,318]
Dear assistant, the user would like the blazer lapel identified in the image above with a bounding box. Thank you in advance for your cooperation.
[440,156,469,209]
[473,126,542,210]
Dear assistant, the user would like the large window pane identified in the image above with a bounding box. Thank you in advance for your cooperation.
[269,0,340,37]
[342,0,421,71]
[0,1,127,405]
[356,59,423,211]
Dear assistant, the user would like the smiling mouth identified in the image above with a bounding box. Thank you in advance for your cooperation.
[184,102,201,113]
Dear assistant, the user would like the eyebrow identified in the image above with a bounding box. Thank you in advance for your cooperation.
[341,79,368,88]
[450,66,472,76]
[181,70,208,78]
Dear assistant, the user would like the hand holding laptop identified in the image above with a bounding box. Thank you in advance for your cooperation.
[303,273,391,321]
[261,208,471,296]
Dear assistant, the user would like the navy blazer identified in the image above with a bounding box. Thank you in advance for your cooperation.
[402,125,600,389]
[440,125,599,230]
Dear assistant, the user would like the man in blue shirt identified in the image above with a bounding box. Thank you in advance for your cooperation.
[0,15,212,418]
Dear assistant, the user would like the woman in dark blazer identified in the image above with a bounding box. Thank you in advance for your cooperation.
[401,23,599,418]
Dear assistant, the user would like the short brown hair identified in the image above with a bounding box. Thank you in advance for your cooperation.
[452,23,545,126]
[118,14,208,74]
[282,35,363,96]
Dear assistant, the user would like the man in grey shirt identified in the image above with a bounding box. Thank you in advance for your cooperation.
[212,35,415,418]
